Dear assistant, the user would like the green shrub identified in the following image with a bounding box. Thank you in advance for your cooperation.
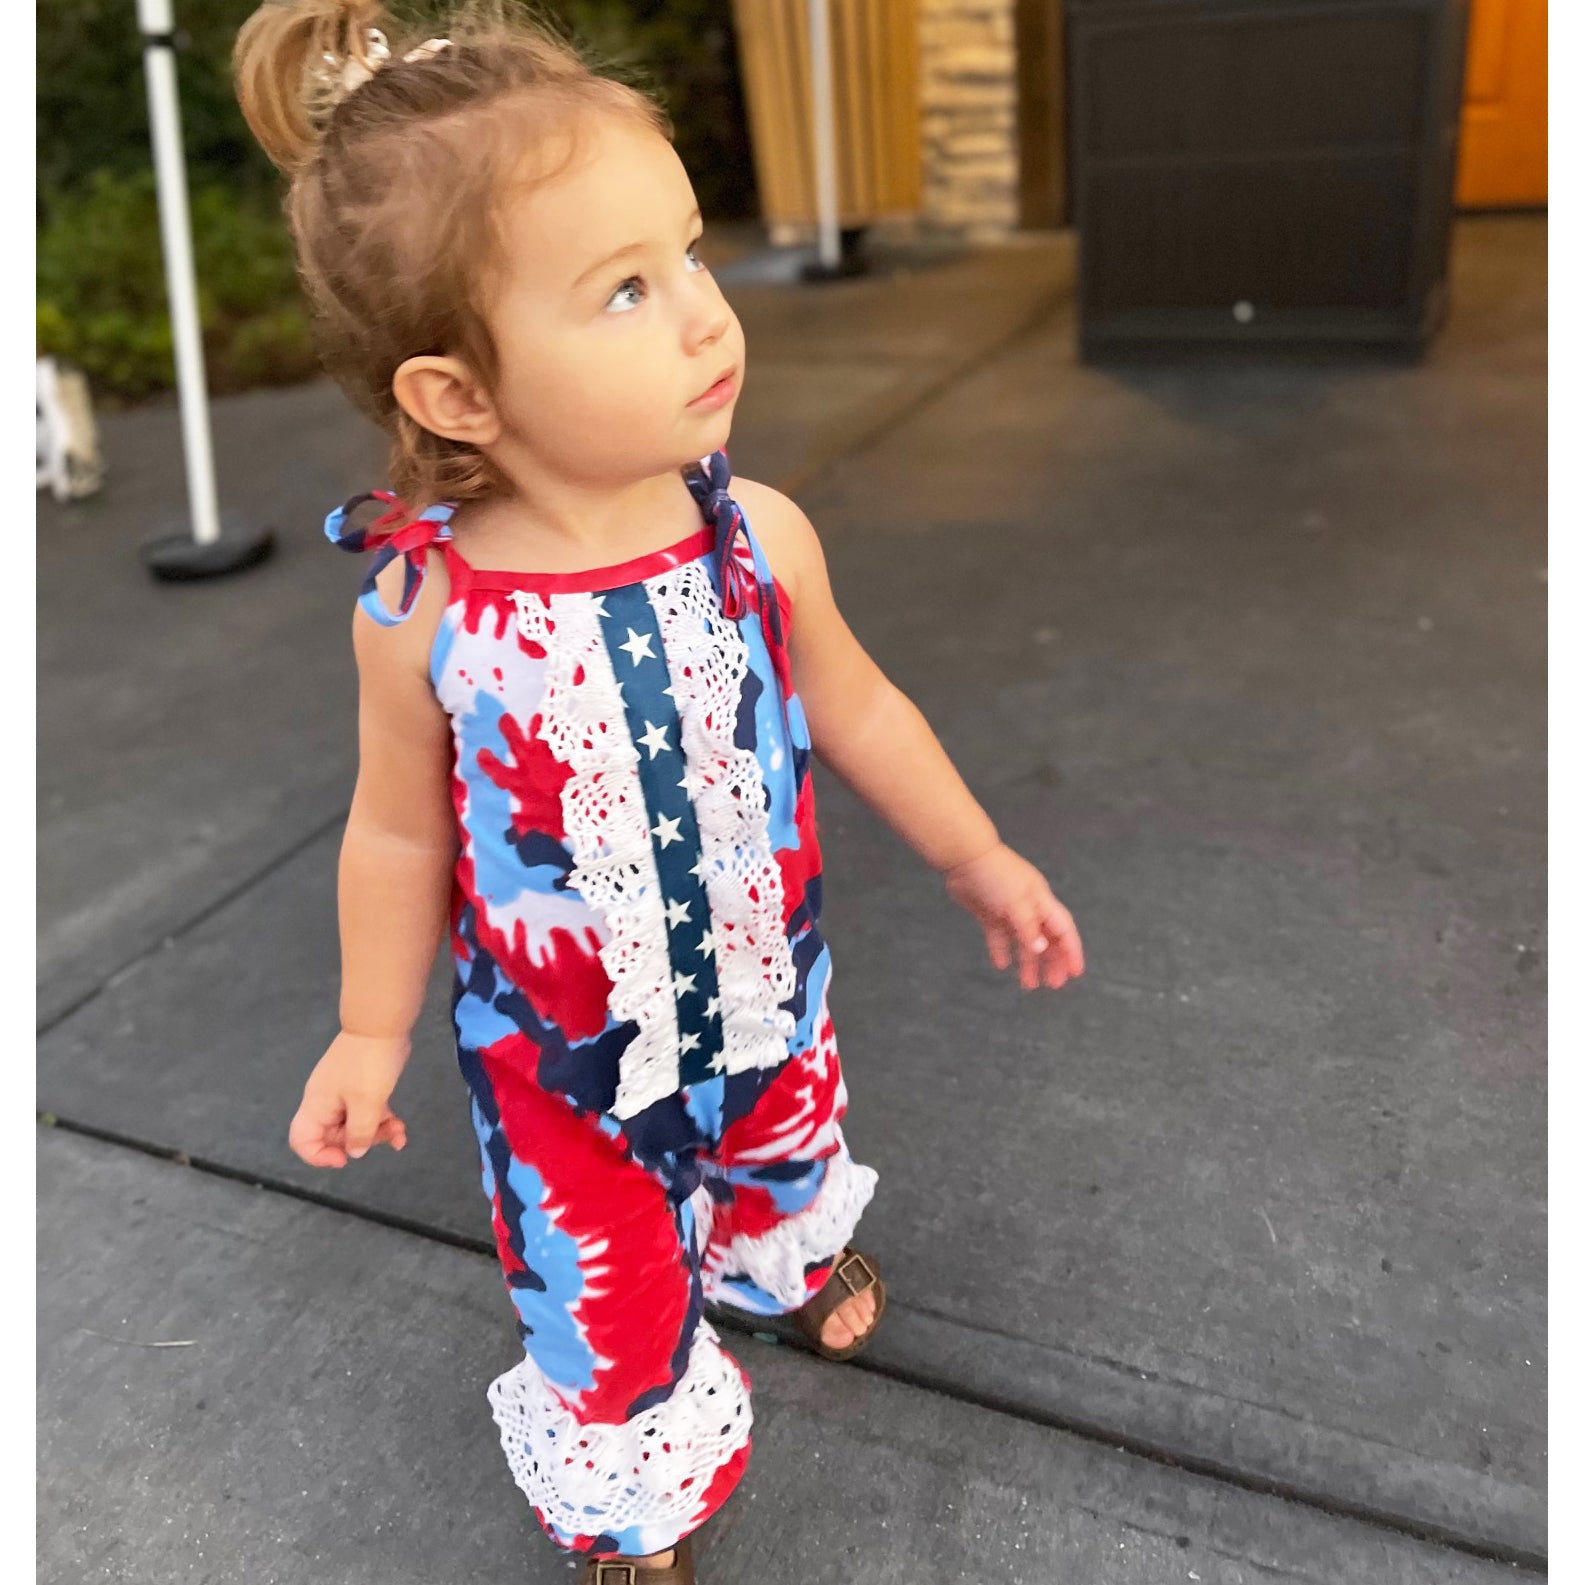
[36,169,319,403]
[225,304,320,389]
[37,0,281,207]
[36,0,757,402]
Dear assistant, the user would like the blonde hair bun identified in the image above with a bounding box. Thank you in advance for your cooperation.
[231,0,672,518]
[234,0,389,175]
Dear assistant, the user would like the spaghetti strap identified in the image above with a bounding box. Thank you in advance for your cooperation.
[438,535,474,601]
[684,448,793,753]
[324,492,459,626]
[684,448,787,655]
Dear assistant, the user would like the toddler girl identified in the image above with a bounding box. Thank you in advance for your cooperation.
[235,3,1083,1579]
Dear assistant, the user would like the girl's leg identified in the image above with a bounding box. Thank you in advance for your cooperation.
[689,1001,881,1319]
[459,1036,752,1562]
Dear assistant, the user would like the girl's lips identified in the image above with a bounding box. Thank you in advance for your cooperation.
[687,371,737,411]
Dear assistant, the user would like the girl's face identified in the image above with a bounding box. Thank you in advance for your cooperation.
[482,113,746,487]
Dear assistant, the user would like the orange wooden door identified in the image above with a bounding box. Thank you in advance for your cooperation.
[1457,0,1547,207]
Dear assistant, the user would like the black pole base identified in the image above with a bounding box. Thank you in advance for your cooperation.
[142,522,276,582]
[798,226,870,283]
[798,251,870,283]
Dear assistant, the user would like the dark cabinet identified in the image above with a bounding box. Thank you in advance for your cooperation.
[1066,0,1472,356]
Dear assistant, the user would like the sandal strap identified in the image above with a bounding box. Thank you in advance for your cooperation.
[587,1554,686,1583]
[794,1248,879,1332]
[586,1533,693,1584]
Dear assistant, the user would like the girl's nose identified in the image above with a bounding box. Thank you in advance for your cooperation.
[683,282,732,354]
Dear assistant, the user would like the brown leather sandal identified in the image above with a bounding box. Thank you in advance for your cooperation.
[581,1531,695,1584]
[791,1246,886,1361]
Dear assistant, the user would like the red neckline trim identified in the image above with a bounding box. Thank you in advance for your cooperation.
[461,525,717,595]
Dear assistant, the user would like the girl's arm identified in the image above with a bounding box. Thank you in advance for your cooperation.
[288,557,459,1168]
[737,481,1083,992]
[338,578,458,1039]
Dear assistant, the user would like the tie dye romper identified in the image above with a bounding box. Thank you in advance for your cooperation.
[326,448,880,1561]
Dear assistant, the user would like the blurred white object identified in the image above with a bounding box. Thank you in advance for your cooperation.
[36,356,105,502]
[139,0,220,549]
[806,0,839,272]
[134,0,275,578]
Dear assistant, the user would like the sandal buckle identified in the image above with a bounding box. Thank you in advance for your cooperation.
[593,1566,638,1585]
[833,1250,877,1298]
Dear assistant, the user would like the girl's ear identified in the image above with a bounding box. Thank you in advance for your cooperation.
[392,355,502,449]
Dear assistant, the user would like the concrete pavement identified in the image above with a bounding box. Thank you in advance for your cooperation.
[37,218,1545,1579]
[38,1125,1527,1585]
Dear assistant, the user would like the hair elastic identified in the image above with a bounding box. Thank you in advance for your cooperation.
[321,28,453,108]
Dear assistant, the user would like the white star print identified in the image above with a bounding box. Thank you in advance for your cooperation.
[637,720,671,759]
[665,899,692,928]
[696,929,716,957]
[587,596,609,619]
[679,1031,702,1054]
[672,971,698,999]
[704,995,722,1021]
[618,628,656,665]
[689,855,712,883]
[652,814,683,848]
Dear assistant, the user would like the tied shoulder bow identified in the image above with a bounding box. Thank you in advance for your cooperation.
[324,491,457,626]
[684,449,787,655]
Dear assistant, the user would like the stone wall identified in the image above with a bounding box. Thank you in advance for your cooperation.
[919,0,1021,235]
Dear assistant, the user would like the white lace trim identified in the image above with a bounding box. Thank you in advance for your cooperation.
[696,1147,880,1310]
[512,590,680,1120]
[487,1317,751,1536]
[646,559,798,1079]
[708,982,847,1167]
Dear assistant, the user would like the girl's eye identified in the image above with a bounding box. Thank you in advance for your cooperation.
[606,276,645,313]
[604,244,707,312]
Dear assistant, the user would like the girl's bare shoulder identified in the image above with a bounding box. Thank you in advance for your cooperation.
[726,476,823,604]
[354,547,453,687]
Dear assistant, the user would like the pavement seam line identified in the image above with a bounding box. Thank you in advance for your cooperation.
[35,802,353,1039]
[774,281,1072,502]
[37,1112,1546,1577]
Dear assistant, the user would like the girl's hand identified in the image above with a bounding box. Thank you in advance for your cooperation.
[943,843,1085,991]
[287,1030,411,1168]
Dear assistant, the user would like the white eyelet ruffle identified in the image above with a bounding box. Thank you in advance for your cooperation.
[487,1317,751,1536]
[694,1145,880,1311]
[646,560,798,1079]
[512,590,681,1120]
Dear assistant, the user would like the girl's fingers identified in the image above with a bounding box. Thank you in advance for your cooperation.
[290,1094,406,1167]
[1014,908,1049,991]
[288,1126,349,1168]
[986,922,1014,972]
[288,1099,347,1168]
[1021,943,1042,990]
[1056,925,1085,979]
[1041,895,1085,980]
[374,1115,408,1151]
[343,1095,389,1160]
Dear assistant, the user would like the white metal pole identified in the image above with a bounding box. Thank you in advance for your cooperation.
[138,0,222,547]
[806,0,841,271]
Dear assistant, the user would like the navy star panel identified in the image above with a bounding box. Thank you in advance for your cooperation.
[597,583,726,1087]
